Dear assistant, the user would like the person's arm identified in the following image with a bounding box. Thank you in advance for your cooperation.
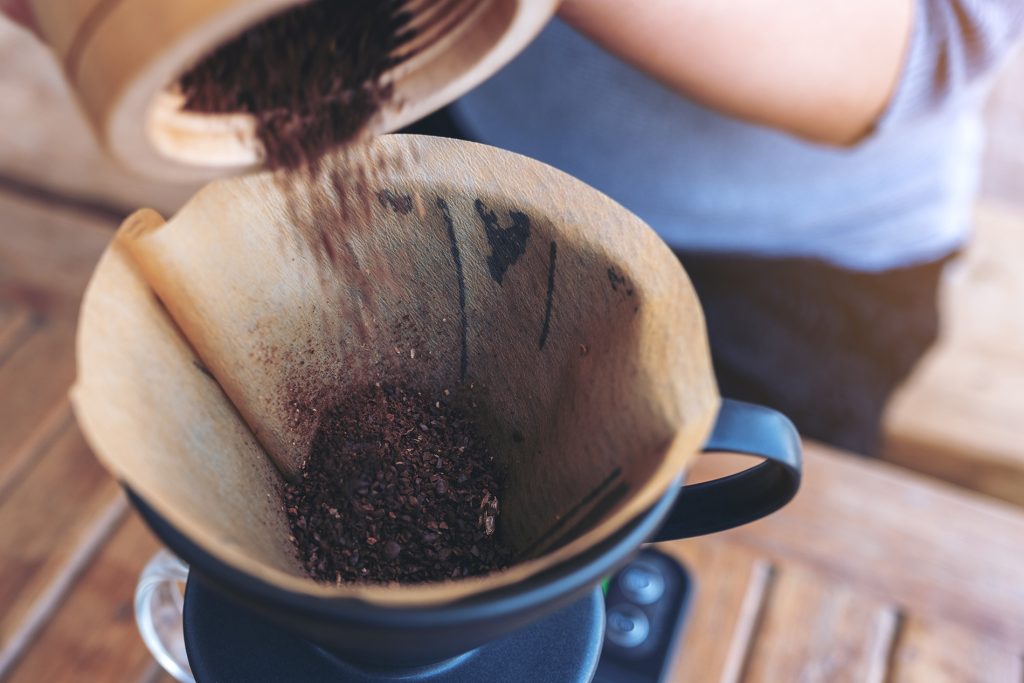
[558,0,914,146]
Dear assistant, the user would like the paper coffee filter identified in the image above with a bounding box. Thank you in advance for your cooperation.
[72,135,719,606]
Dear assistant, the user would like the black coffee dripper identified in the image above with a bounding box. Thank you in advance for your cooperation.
[72,136,800,682]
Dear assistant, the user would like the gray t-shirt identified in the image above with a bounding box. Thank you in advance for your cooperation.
[452,2,1023,271]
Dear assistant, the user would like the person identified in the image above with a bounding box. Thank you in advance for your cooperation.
[404,1,1024,455]
[6,1,1021,454]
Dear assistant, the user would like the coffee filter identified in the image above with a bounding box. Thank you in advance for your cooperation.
[72,134,719,606]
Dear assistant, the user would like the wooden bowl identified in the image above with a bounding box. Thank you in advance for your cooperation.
[30,0,558,180]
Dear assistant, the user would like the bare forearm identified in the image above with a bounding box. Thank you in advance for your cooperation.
[558,0,914,146]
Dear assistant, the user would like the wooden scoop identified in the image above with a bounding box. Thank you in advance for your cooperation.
[29,0,558,180]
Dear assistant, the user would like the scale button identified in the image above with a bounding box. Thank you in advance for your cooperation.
[619,562,665,605]
[606,605,650,648]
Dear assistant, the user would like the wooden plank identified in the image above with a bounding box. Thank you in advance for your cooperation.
[742,564,898,683]
[0,323,77,497]
[883,202,1024,505]
[0,182,119,498]
[943,204,1024,352]
[3,512,163,683]
[0,496,126,677]
[0,188,112,317]
[688,442,1024,644]
[0,422,121,661]
[658,539,771,683]
[883,348,1024,505]
[0,304,34,362]
[0,20,199,215]
[890,616,1023,683]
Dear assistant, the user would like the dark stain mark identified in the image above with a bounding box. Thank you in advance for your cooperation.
[607,267,634,296]
[377,189,414,214]
[538,241,558,350]
[475,199,531,284]
[193,359,215,381]
[437,197,468,383]
[511,430,524,443]
[520,467,622,559]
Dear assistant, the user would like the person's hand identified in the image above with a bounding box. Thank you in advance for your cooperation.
[1,0,38,34]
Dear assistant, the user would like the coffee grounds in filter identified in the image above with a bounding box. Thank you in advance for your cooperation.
[285,384,515,584]
[179,0,414,170]
[178,1,515,584]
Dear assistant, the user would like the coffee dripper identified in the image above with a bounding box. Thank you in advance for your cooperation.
[73,135,801,682]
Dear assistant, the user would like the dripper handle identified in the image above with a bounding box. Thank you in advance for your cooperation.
[650,399,802,541]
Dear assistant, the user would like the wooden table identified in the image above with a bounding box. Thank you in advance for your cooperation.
[2,186,1023,683]
[883,202,1024,507]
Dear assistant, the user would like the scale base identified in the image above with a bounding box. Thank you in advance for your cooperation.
[183,575,605,683]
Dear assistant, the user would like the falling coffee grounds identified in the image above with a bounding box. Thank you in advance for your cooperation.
[178,0,415,169]
[285,384,515,584]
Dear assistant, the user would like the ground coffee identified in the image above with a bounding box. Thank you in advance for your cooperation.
[284,384,514,585]
[179,0,414,169]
